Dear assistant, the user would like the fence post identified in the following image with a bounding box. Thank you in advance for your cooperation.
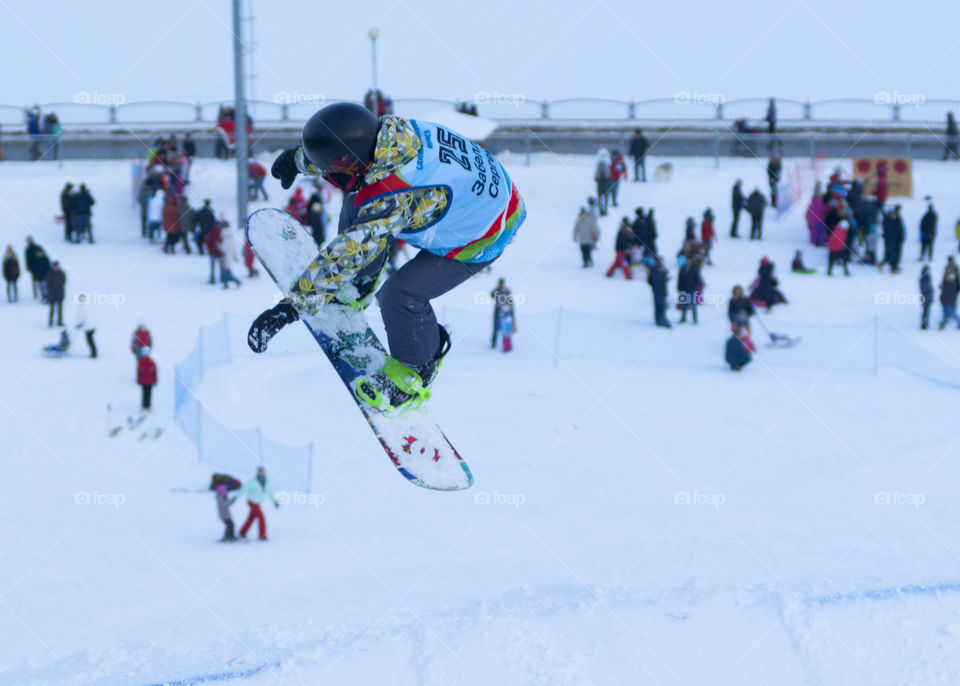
[195,103,203,122]
[541,101,549,120]
[109,105,117,124]
[553,307,563,370]
[804,101,812,121]
[628,101,635,120]
[281,104,289,121]
[716,102,723,120]
[892,103,901,122]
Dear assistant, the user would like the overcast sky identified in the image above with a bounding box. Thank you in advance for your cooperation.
[1,0,957,107]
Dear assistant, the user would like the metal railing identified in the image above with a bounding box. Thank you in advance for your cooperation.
[2,98,958,130]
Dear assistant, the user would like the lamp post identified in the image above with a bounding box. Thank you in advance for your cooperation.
[232,0,249,238]
[368,27,379,94]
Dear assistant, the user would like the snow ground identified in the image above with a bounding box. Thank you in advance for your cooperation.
[2,150,960,685]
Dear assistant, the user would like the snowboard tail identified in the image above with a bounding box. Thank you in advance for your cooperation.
[245,208,472,491]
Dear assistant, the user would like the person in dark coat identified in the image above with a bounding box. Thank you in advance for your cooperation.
[71,184,95,244]
[725,325,755,371]
[944,113,959,161]
[677,258,703,324]
[183,132,197,160]
[60,183,75,242]
[605,219,635,279]
[750,257,787,311]
[746,188,767,240]
[727,285,755,329]
[920,265,934,329]
[489,278,513,348]
[24,236,49,300]
[3,245,20,302]
[880,205,905,273]
[765,98,776,136]
[44,261,66,326]
[306,191,327,247]
[919,201,938,261]
[642,209,658,256]
[629,129,649,182]
[162,193,181,254]
[730,180,745,237]
[767,155,782,209]
[647,258,670,328]
[195,199,216,256]
[177,196,196,254]
[939,265,960,329]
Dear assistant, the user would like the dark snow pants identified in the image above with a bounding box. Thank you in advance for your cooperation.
[376,250,491,366]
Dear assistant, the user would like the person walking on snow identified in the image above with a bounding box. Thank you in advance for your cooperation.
[215,485,237,542]
[746,187,767,240]
[647,258,671,328]
[24,236,49,300]
[827,220,851,276]
[137,347,157,411]
[939,265,960,329]
[3,245,20,302]
[730,180,745,238]
[606,219,635,279]
[629,129,649,182]
[74,292,97,358]
[231,466,278,541]
[248,102,526,411]
[609,150,627,208]
[489,278,514,349]
[920,265,934,329]
[45,261,66,327]
[573,207,600,267]
[919,201,938,261]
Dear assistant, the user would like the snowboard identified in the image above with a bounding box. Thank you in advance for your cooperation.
[245,208,473,491]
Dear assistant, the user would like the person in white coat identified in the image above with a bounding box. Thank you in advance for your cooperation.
[217,220,242,289]
[74,292,96,358]
[146,190,165,243]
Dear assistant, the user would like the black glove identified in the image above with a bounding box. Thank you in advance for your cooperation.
[248,301,300,353]
[271,148,300,190]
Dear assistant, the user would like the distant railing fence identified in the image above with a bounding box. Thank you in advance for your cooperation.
[2,98,958,129]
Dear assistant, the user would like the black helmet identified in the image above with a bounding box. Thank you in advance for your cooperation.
[301,103,379,191]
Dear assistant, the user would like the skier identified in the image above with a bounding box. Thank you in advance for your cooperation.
[248,103,525,409]
[231,466,278,541]
[137,347,157,411]
[215,484,237,542]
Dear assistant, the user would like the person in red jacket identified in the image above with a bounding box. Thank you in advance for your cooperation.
[131,323,152,358]
[137,347,158,411]
[875,165,889,207]
[247,160,269,201]
[827,219,850,276]
[700,208,716,266]
[242,240,259,278]
[609,150,628,209]
[162,193,181,254]
[204,221,223,284]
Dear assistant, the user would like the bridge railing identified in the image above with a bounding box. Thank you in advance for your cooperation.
[2,98,957,130]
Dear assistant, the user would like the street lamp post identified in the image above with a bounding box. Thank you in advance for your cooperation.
[368,27,379,94]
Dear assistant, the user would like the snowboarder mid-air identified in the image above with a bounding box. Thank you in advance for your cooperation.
[248,102,526,409]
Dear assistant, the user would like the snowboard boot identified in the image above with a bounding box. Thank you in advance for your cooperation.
[248,300,300,353]
[355,325,451,413]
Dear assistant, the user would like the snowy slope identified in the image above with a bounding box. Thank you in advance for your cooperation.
[2,151,960,685]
